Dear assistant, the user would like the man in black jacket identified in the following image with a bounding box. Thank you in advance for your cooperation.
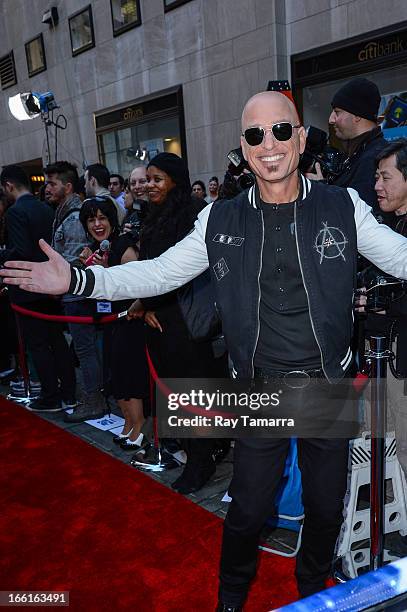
[308,78,387,220]
[329,78,387,216]
[0,165,76,411]
[2,94,407,610]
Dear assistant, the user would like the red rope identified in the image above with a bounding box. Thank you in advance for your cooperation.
[145,348,233,419]
[11,303,126,324]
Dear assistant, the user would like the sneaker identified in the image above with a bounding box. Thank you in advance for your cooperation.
[64,390,106,423]
[27,397,64,412]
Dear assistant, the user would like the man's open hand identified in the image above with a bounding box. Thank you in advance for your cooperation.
[0,239,71,295]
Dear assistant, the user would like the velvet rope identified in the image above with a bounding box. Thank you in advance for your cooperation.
[11,303,127,324]
[145,348,233,418]
[12,302,231,419]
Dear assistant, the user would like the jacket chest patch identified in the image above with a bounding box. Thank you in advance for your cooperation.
[212,233,244,246]
[314,221,348,263]
[213,257,229,281]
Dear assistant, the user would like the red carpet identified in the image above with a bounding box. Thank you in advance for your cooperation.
[0,397,298,611]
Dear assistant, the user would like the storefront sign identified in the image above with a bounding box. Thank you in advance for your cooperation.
[293,24,407,85]
[95,92,178,130]
[358,38,404,62]
[122,106,143,122]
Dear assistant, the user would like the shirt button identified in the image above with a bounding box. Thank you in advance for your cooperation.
[272,205,278,211]
[276,247,283,253]
[276,267,282,273]
[275,225,281,231]
[279,287,284,292]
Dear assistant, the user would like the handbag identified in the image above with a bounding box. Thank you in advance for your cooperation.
[177,269,221,342]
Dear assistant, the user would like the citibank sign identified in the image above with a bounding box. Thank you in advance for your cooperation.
[122,107,143,121]
[358,38,404,62]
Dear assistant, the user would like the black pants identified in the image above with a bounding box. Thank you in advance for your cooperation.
[219,436,350,605]
[18,302,76,401]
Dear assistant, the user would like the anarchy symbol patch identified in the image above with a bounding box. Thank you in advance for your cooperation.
[314,222,348,263]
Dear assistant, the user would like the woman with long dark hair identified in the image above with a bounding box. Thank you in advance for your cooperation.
[129,153,227,494]
[79,196,149,452]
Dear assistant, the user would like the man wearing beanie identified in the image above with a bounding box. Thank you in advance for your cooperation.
[328,77,387,218]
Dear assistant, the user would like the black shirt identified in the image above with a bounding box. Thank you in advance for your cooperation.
[254,199,321,370]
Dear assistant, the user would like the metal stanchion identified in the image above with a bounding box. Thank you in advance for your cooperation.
[7,312,35,404]
[367,335,391,571]
[333,335,391,583]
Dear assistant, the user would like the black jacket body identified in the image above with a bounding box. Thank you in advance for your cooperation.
[331,127,386,218]
[0,193,54,304]
[205,179,358,381]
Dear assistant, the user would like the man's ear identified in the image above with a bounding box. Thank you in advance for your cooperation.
[65,181,74,195]
[298,126,307,155]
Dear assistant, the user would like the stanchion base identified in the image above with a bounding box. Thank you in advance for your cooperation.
[333,548,399,583]
[130,445,181,472]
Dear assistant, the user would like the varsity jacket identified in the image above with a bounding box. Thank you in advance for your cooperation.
[69,176,407,382]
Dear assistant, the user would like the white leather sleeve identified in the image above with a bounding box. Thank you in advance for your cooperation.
[86,204,212,300]
[350,188,407,280]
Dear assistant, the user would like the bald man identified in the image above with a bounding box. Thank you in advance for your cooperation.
[2,93,407,610]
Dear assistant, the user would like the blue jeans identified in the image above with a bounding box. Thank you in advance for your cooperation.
[63,300,102,393]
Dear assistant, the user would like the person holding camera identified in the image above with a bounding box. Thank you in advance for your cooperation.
[308,78,387,217]
[3,91,407,611]
[121,165,148,240]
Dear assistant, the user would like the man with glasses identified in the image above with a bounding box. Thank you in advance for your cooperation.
[2,92,407,610]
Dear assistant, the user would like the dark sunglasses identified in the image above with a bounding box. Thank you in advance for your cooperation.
[242,123,301,146]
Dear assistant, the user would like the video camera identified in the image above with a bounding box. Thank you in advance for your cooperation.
[226,147,256,190]
[357,265,406,312]
[299,126,346,182]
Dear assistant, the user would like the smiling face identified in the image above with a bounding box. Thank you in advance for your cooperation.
[129,166,147,200]
[146,165,176,205]
[240,92,306,201]
[86,209,112,243]
[375,154,407,215]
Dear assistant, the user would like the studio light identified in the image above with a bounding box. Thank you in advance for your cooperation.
[8,91,58,121]
[8,90,66,165]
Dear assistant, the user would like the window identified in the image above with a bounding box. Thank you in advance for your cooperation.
[25,35,46,77]
[0,51,17,89]
[98,116,182,175]
[68,5,95,57]
[164,0,192,11]
[110,0,141,36]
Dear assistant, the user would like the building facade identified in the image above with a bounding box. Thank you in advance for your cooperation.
[0,0,406,187]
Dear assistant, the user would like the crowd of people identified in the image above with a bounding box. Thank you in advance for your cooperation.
[0,157,228,496]
[1,78,407,611]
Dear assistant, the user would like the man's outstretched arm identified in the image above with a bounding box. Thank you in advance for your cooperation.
[0,205,212,300]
